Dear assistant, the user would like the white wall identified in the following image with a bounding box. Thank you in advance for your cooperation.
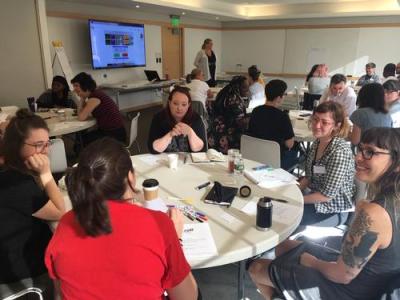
[184,28,222,76]
[220,26,400,81]
[0,0,47,107]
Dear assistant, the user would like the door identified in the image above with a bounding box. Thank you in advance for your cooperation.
[161,26,183,80]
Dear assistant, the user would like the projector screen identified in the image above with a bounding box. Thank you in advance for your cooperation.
[89,19,146,69]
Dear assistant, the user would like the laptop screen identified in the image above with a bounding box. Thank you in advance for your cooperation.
[144,70,161,81]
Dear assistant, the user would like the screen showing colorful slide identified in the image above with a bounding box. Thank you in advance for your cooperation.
[89,20,146,69]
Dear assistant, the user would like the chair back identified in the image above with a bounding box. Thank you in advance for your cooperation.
[240,134,281,168]
[49,138,67,174]
[127,112,140,149]
[3,287,43,300]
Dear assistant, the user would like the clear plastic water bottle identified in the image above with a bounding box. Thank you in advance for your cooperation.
[234,154,244,175]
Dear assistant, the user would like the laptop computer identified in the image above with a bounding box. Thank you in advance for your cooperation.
[144,70,166,82]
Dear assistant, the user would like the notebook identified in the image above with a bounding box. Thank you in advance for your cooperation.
[191,149,225,163]
[204,182,238,206]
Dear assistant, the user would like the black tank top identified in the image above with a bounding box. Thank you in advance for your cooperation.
[364,196,400,275]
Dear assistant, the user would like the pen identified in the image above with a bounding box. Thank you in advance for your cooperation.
[195,181,211,190]
[272,198,288,204]
[252,165,272,171]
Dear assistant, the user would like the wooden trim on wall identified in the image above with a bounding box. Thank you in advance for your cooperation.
[46,11,221,30]
[221,22,400,31]
[225,71,360,80]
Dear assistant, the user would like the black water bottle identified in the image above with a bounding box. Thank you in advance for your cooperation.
[256,197,273,231]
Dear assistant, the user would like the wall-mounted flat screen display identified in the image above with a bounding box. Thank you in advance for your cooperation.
[89,19,146,69]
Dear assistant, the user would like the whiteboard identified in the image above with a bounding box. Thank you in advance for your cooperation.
[221,29,286,74]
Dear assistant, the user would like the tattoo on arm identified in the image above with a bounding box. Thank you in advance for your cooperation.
[341,209,378,269]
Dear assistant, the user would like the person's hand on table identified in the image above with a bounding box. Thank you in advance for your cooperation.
[168,208,184,239]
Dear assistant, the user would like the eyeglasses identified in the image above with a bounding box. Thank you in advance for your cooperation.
[310,116,334,127]
[24,140,53,152]
[356,144,391,160]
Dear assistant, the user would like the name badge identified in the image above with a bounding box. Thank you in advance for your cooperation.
[313,165,326,174]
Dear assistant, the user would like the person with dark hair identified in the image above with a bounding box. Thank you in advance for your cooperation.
[194,38,216,87]
[71,72,126,145]
[0,109,65,297]
[37,76,78,109]
[350,83,392,145]
[45,138,198,299]
[248,79,299,170]
[249,127,400,300]
[383,79,400,128]
[356,62,381,86]
[148,86,206,153]
[208,75,249,153]
[396,63,400,79]
[247,65,265,101]
[320,73,357,116]
[298,101,354,226]
[382,63,397,82]
[305,64,319,85]
[307,64,330,95]
[186,68,212,107]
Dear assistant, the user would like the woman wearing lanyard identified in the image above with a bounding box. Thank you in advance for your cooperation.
[298,101,355,226]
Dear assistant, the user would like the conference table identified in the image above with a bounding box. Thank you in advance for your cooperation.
[36,110,96,137]
[56,153,303,299]
[131,153,304,299]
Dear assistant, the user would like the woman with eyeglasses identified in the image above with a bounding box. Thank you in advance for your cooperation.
[0,109,65,297]
[350,83,392,146]
[45,138,198,299]
[297,101,355,226]
[249,127,400,300]
[148,86,206,153]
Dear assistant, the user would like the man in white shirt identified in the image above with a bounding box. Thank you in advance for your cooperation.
[320,74,357,116]
[383,79,400,128]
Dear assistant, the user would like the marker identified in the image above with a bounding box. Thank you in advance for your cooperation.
[195,181,211,190]
[252,165,272,171]
[272,198,288,204]
[184,154,187,164]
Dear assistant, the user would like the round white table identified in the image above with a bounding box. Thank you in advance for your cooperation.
[132,153,303,299]
[36,111,96,137]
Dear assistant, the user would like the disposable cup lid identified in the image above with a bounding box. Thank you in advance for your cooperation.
[142,178,159,188]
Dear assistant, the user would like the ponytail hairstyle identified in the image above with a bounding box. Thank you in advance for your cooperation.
[213,75,247,115]
[66,137,134,237]
[201,38,212,50]
[186,68,202,84]
[2,109,49,173]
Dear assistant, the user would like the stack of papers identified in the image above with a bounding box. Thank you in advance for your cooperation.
[244,168,298,188]
[181,223,218,260]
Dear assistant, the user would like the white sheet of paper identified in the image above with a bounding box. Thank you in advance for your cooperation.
[181,223,218,260]
[241,201,300,226]
[244,168,298,188]
[220,212,236,223]
[138,155,161,166]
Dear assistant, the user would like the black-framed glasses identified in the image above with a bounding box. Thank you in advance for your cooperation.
[356,144,391,160]
[24,140,53,152]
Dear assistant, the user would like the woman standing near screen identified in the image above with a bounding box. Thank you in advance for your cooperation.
[71,72,126,146]
[194,39,217,87]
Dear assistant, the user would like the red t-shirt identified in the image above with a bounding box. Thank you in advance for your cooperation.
[45,201,191,300]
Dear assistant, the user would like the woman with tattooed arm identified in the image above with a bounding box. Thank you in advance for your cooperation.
[248,127,400,300]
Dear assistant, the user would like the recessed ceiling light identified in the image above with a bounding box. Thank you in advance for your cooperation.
[182,12,186,15]
[135,4,140,8]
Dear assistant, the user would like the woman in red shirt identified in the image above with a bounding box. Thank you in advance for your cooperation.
[45,138,198,300]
